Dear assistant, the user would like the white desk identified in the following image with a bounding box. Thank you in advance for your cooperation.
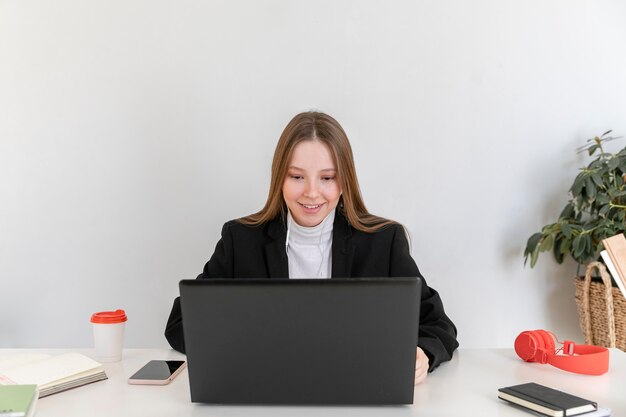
[2,348,625,416]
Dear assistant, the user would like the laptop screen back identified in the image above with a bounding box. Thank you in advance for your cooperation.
[179,277,421,405]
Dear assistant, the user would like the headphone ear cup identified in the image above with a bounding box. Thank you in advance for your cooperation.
[514,330,545,362]
[535,330,556,353]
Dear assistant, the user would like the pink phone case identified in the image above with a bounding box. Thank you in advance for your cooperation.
[127,361,187,385]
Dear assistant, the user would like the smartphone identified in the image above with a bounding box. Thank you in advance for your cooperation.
[128,360,187,385]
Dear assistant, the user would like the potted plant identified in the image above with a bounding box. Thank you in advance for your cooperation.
[524,130,625,268]
[524,130,626,350]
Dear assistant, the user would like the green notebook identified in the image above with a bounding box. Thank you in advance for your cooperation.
[0,385,38,417]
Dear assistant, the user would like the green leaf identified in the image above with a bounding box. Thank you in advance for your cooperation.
[553,237,564,263]
[560,237,572,255]
[561,222,572,238]
[597,194,610,205]
[591,172,604,188]
[570,175,585,196]
[585,177,596,200]
[559,203,574,219]
[599,204,611,217]
[530,246,540,268]
[588,144,599,156]
[525,232,544,267]
[538,234,554,252]
[589,159,604,170]
[572,234,584,258]
[584,234,592,254]
[569,223,583,232]
[525,233,543,255]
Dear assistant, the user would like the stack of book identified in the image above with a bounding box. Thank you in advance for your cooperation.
[601,234,626,300]
[0,384,38,417]
[0,352,107,398]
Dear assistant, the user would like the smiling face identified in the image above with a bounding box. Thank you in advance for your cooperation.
[282,140,342,227]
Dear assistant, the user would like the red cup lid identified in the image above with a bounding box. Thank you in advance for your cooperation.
[90,309,127,324]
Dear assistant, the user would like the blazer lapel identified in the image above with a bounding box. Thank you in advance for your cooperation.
[264,216,289,278]
[331,211,355,278]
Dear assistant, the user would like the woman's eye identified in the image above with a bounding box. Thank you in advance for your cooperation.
[322,176,335,181]
[290,175,303,180]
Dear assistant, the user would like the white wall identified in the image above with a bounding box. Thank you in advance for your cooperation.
[2,0,626,349]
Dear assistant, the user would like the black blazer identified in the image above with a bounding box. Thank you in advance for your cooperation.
[165,211,458,371]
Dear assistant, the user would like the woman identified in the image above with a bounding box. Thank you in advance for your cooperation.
[165,111,458,384]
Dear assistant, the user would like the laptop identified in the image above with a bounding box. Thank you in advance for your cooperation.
[179,277,421,405]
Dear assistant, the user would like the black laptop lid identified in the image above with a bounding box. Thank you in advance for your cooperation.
[179,277,421,405]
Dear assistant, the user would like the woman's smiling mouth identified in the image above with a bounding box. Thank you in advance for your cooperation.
[299,203,325,210]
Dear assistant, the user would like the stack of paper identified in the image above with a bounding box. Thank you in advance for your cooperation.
[0,353,107,398]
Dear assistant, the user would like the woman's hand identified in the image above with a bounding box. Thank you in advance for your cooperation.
[414,347,429,385]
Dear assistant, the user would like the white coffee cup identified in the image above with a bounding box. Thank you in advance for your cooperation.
[90,309,127,362]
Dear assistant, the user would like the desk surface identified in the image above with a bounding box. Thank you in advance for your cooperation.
[1,348,624,416]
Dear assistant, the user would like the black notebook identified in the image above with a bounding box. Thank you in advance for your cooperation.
[497,383,597,417]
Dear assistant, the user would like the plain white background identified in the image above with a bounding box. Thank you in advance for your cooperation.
[2,0,626,349]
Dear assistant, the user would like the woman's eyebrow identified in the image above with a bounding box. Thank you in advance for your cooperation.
[287,166,336,172]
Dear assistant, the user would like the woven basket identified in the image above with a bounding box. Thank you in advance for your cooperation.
[574,261,626,351]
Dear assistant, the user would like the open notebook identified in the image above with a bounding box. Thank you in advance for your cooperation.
[0,352,107,397]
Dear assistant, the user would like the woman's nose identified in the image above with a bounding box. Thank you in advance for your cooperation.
[304,180,320,198]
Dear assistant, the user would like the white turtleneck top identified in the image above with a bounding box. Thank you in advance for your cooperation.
[286,210,335,279]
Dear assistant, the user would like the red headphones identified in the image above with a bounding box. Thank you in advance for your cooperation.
[514,330,609,375]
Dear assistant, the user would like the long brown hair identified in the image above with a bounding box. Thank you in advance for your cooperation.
[238,111,395,232]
